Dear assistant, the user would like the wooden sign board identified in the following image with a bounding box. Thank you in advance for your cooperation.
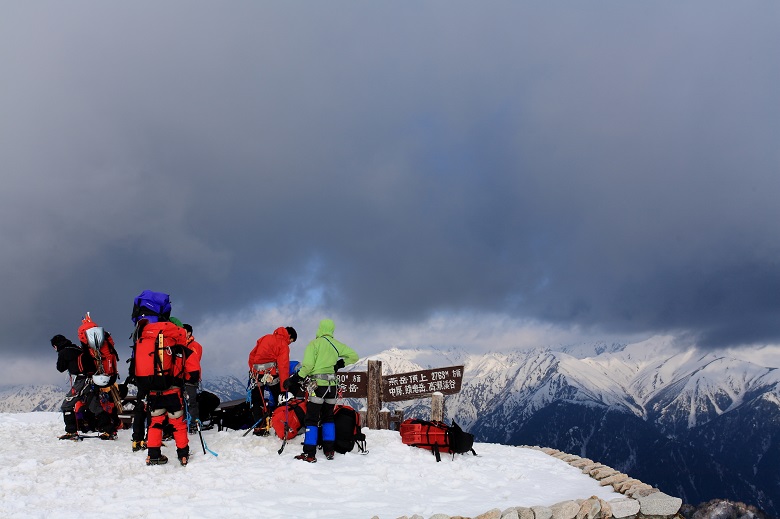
[381,365,464,402]
[337,371,368,398]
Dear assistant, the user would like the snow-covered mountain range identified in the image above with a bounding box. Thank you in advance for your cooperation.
[2,336,777,515]
[346,337,779,515]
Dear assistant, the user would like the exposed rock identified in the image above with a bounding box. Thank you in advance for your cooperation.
[628,486,659,499]
[590,467,616,478]
[681,499,770,519]
[475,509,502,519]
[501,508,520,519]
[599,473,629,487]
[583,463,606,474]
[532,506,553,519]
[518,506,535,519]
[598,499,613,519]
[613,479,641,493]
[637,492,683,516]
[608,498,640,519]
[571,459,594,468]
[576,498,602,519]
[550,500,581,519]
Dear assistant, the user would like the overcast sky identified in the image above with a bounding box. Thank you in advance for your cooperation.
[2,2,779,385]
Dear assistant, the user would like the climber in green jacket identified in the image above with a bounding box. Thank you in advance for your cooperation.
[284,318,358,462]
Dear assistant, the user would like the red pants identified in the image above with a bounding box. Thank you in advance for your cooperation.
[146,388,188,452]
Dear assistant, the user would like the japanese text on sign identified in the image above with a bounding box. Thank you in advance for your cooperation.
[381,365,463,402]
[336,371,368,398]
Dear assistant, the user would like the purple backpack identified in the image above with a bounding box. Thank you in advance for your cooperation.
[131,290,172,323]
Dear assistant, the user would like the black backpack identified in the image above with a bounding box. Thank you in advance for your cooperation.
[215,399,254,431]
[197,391,221,424]
[333,405,367,454]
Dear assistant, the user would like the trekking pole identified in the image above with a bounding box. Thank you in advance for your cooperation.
[242,414,268,437]
[196,419,218,457]
[184,396,207,455]
[195,417,206,455]
[277,392,291,455]
[242,378,270,437]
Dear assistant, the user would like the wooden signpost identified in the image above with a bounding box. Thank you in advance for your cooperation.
[341,361,464,429]
[382,365,464,402]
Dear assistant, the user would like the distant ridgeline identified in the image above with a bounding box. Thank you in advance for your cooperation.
[349,343,780,517]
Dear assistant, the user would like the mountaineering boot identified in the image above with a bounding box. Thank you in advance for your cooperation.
[177,446,189,467]
[253,427,270,437]
[99,432,117,441]
[132,440,147,452]
[294,453,317,463]
[325,451,335,460]
[59,432,80,441]
[146,454,169,466]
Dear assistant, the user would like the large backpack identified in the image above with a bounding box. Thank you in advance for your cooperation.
[131,290,172,324]
[333,405,367,454]
[197,391,221,424]
[271,397,308,440]
[400,418,476,462]
[214,399,254,431]
[78,314,119,381]
[132,320,188,391]
[83,326,119,377]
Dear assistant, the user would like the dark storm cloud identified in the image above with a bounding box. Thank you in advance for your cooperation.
[1,1,779,376]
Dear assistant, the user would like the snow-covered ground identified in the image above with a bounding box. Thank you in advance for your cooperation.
[0,412,622,519]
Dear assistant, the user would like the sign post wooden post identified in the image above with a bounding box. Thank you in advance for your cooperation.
[367,360,382,430]
[431,392,444,421]
[337,362,464,429]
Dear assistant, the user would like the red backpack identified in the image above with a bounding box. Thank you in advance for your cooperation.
[133,320,188,391]
[78,314,119,379]
[400,418,476,462]
[271,398,307,440]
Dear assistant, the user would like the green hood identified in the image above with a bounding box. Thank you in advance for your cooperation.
[316,319,335,338]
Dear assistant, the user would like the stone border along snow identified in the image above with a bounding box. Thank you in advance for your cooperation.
[374,446,683,519]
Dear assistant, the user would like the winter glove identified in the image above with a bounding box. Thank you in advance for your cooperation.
[186,370,201,384]
[334,358,346,372]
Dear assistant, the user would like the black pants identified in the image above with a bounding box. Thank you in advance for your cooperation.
[250,383,281,422]
[302,385,337,455]
[132,389,148,442]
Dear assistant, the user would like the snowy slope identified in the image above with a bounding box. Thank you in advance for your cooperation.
[0,412,622,519]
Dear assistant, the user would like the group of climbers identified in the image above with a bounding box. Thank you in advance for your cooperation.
[51,290,207,467]
[52,290,359,466]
